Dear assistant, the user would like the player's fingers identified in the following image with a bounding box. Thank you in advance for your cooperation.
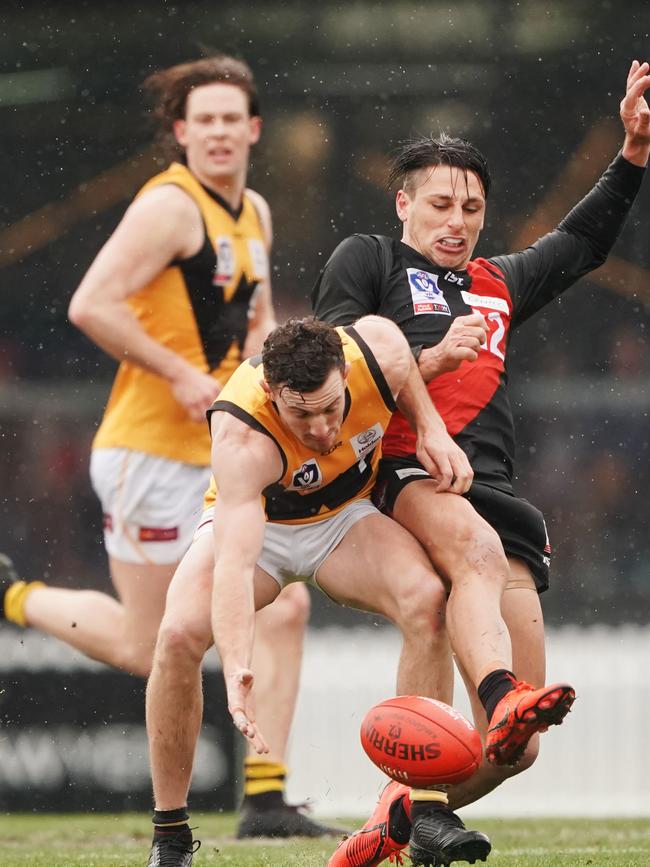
[454,346,480,363]
[431,454,454,492]
[449,453,474,494]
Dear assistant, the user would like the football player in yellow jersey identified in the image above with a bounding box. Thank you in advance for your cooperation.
[0,55,334,838]
[144,315,474,865]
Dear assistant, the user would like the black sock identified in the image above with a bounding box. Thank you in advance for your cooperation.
[243,790,285,811]
[387,796,412,844]
[152,807,191,842]
[478,669,516,722]
[409,800,450,823]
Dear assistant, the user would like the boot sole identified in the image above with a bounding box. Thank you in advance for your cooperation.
[410,835,492,866]
[487,685,575,765]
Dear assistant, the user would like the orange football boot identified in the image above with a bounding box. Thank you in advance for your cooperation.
[328,780,411,866]
[485,679,576,766]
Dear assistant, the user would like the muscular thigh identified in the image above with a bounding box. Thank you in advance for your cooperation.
[161,532,214,649]
[315,512,440,616]
[392,481,507,584]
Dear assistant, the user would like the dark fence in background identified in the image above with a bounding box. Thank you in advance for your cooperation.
[0,629,240,812]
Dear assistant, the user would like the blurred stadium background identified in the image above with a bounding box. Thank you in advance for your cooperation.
[1,0,648,820]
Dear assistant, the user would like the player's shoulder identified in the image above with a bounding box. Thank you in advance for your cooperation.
[131,181,202,224]
[351,316,404,365]
[468,256,510,289]
[244,187,272,246]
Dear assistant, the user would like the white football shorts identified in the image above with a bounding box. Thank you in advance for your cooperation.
[90,448,210,565]
[194,498,379,588]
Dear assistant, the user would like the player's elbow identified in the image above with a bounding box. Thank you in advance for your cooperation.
[68,291,94,331]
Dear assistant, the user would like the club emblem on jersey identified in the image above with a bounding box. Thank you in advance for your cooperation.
[289,458,323,491]
[247,238,269,280]
[349,423,383,460]
[213,236,236,286]
[406,268,451,315]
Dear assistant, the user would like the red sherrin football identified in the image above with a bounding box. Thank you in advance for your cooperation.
[360,695,482,786]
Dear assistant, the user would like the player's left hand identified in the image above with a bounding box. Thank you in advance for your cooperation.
[225,667,269,755]
[621,60,650,164]
[415,429,473,494]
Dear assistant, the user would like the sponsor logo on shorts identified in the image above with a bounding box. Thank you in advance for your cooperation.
[460,289,510,314]
[139,526,179,542]
[349,423,383,460]
[395,468,430,480]
[406,268,451,315]
[289,459,322,491]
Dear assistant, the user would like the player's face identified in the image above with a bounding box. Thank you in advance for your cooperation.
[173,83,261,188]
[396,165,486,270]
[272,368,348,453]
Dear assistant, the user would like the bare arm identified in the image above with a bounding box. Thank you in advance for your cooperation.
[69,185,222,421]
[354,316,473,493]
[210,411,283,752]
[242,189,277,357]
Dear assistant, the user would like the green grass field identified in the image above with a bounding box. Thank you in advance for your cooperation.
[1,813,649,866]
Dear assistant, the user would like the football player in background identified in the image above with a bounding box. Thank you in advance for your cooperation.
[0,54,337,839]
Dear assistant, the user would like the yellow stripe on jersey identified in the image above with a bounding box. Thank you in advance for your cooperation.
[93,162,268,466]
[203,326,396,524]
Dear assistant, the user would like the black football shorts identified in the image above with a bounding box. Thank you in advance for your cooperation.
[374,455,551,593]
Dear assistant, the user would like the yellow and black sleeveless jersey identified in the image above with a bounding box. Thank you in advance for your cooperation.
[93,161,268,465]
[203,325,396,524]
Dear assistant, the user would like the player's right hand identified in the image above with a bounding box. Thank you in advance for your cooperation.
[225,667,269,755]
[419,312,488,381]
[170,363,222,423]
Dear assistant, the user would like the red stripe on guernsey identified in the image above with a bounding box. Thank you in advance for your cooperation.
[139,526,179,542]
[383,259,512,456]
[103,513,113,532]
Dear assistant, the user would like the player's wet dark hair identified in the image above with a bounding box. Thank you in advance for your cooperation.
[387,133,491,198]
[263,318,346,394]
[143,54,260,157]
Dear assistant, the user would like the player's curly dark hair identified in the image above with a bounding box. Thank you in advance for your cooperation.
[387,132,491,198]
[262,318,345,394]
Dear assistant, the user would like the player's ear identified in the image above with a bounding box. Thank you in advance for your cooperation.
[249,115,262,145]
[395,189,409,223]
[260,379,272,394]
[173,118,188,147]
[342,362,351,381]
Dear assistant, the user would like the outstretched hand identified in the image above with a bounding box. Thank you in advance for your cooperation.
[225,668,269,755]
[621,60,650,165]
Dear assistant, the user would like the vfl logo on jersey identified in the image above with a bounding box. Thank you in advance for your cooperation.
[248,238,269,280]
[213,236,236,286]
[406,268,451,316]
[349,423,383,460]
[289,459,323,491]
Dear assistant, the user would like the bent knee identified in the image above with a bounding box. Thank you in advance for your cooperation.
[155,619,209,667]
[390,569,448,633]
[494,736,539,781]
[116,646,154,678]
[266,582,311,630]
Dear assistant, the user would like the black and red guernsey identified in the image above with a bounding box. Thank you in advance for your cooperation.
[312,153,645,493]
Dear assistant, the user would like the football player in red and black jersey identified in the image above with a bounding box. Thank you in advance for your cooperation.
[317,60,650,867]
